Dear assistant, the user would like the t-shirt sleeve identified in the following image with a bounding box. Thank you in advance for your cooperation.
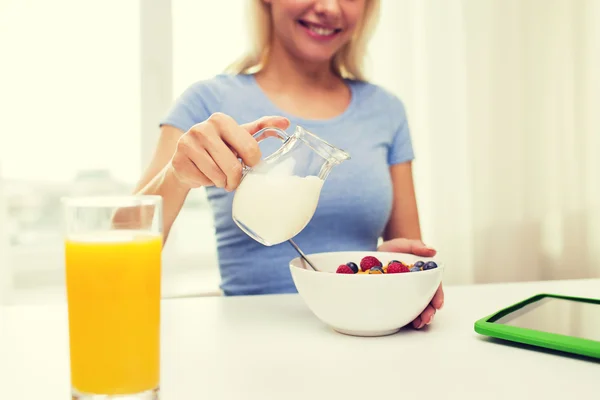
[159,81,215,133]
[387,96,415,166]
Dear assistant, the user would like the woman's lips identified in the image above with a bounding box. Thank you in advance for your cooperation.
[297,20,342,41]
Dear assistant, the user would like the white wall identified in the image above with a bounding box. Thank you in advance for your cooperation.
[0,162,13,305]
[364,0,600,285]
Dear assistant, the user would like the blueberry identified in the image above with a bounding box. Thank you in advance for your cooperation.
[423,261,438,270]
[413,261,425,269]
[346,262,359,274]
[390,259,401,264]
[368,266,384,274]
[410,266,421,272]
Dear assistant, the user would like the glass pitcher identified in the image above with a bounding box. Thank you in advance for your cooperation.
[232,125,350,246]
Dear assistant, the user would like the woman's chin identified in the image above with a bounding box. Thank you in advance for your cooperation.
[294,51,338,69]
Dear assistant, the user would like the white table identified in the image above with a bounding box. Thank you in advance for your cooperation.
[1,279,598,399]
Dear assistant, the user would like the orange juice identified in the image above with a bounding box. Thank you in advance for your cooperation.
[65,231,162,395]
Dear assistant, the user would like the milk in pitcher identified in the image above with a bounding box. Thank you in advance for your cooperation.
[232,172,324,246]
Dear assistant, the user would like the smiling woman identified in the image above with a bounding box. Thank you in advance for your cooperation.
[227,0,380,80]
[136,0,444,329]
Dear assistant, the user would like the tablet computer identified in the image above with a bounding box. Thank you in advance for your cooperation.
[474,293,600,359]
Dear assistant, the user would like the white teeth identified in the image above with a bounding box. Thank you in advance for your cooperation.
[308,25,335,36]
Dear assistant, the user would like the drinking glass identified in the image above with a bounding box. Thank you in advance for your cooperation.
[62,195,163,400]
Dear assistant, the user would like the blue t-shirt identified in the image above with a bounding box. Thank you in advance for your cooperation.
[160,73,415,296]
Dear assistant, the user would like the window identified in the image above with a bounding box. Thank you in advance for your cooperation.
[0,0,241,304]
[171,0,250,96]
[0,0,141,303]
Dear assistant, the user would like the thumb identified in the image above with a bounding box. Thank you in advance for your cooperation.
[377,238,437,257]
[241,116,290,135]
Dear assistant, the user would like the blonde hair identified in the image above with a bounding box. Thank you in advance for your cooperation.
[225,0,381,81]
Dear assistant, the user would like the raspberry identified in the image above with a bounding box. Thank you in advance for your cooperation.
[387,262,410,274]
[388,260,407,268]
[336,264,355,274]
[360,256,382,272]
[345,262,359,273]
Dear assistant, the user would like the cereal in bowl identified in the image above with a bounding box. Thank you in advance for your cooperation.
[335,255,437,275]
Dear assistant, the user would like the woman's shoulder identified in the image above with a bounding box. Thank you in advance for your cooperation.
[161,74,254,131]
[349,80,406,113]
[176,73,255,105]
[348,80,408,124]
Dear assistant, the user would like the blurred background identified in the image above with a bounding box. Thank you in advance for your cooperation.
[0,0,598,305]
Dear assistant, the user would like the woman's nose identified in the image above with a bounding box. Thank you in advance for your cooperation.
[313,0,342,17]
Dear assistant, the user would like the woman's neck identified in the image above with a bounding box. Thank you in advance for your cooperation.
[256,40,343,92]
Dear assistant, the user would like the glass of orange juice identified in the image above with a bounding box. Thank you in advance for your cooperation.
[62,195,163,400]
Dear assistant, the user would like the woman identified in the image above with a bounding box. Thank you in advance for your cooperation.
[135,0,443,329]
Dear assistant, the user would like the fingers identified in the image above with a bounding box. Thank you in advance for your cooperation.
[411,316,422,329]
[408,239,436,257]
[208,139,244,191]
[413,305,436,329]
[181,138,227,188]
[209,113,263,168]
[411,284,444,330]
[169,149,212,188]
[198,116,245,191]
[181,112,263,190]
[431,283,444,310]
[173,113,289,190]
[241,115,290,135]
[377,238,437,257]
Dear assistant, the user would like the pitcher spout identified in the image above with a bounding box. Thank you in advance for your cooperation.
[329,146,351,164]
[294,126,350,165]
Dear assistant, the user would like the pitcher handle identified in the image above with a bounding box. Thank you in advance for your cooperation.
[251,126,290,142]
[240,127,290,173]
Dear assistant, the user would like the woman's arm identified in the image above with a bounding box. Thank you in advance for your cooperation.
[134,125,186,195]
[118,116,290,243]
[383,161,422,242]
[113,125,190,243]
[380,161,444,329]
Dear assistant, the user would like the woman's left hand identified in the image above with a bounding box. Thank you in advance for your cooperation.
[377,238,444,329]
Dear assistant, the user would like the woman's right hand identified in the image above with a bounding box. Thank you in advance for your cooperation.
[169,113,290,192]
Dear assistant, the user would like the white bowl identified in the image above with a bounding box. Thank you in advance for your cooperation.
[289,251,443,337]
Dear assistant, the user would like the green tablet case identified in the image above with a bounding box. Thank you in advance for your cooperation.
[474,293,600,359]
